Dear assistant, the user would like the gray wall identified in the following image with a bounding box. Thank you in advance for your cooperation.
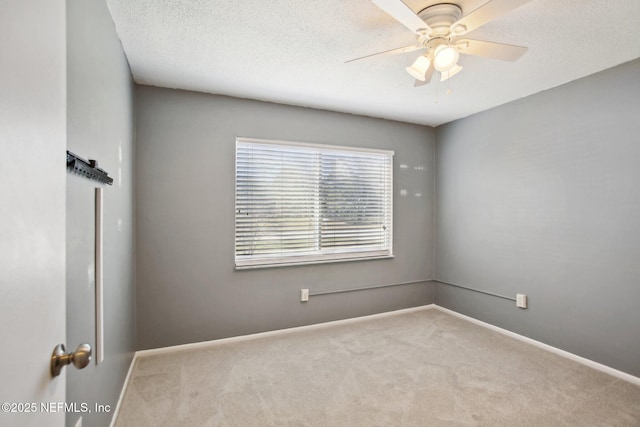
[66,0,135,426]
[435,59,640,377]
[135,86,436,350]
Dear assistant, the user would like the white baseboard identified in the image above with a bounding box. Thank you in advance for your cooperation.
[136,304,435,358]
[109,353,138,427]
[433,305,640,387]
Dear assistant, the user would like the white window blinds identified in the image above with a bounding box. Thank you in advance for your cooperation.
[235,138,393,268]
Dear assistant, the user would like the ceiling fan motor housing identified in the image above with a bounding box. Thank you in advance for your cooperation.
[417,3,463,36]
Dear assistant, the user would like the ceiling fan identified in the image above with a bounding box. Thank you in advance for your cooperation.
[347,0,533,86]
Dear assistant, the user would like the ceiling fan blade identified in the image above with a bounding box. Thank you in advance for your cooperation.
[455,39,527,61]
[450,0,533,36]
[413,65,434,87]
[372,0,432,35]
[345,45,424,64]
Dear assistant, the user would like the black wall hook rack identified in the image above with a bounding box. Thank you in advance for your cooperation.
[66,151,113,185]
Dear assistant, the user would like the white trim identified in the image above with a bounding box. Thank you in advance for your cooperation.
[387,150,393,256]
[235,254,394,270]
[236,136,395,156]
[108,354,138,427]
[433,305,640,386]
[95,187,104,364]
[136,305,435,358]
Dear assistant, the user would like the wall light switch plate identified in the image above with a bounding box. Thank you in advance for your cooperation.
[516,293,528,309]
[300,289,309,302]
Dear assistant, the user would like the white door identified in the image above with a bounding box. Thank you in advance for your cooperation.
[0,1,67,426]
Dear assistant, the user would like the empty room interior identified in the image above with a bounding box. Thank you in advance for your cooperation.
[2,0,640,426]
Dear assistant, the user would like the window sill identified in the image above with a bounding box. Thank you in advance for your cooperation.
[235,254,394,270]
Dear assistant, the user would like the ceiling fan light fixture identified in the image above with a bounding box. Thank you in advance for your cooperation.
[441,64,463,81]
[433,45,459,72]
[405,55,431,81]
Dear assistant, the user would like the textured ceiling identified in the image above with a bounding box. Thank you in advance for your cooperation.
[106,0,640,126]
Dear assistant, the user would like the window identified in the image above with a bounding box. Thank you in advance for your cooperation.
[235,137,393,268]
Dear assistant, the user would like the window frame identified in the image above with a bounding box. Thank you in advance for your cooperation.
[234,137,394,269]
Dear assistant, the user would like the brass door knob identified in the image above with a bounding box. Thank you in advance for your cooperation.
[50,343,92,377]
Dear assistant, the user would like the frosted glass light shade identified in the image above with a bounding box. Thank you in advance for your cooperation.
[405,56,431,81]
[433,45,459,72]
[440,64,463,81]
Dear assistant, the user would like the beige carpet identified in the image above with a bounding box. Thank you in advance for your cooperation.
[114,308,640,426]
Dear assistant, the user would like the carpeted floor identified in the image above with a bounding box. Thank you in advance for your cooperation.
[114,308,640,426]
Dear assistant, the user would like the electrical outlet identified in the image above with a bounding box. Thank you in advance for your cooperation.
[516,293,527,309]
[300,288,309,302]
